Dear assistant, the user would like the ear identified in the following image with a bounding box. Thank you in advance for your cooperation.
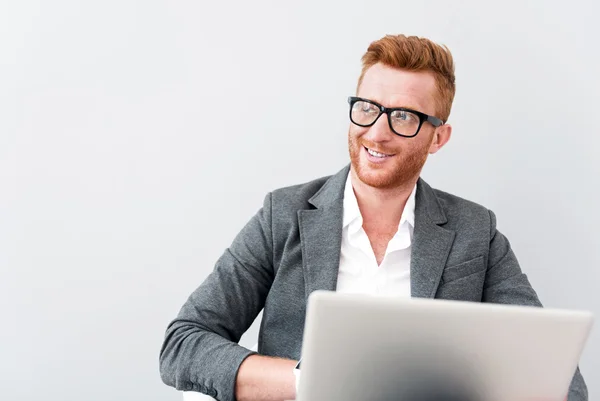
[428,124,452,154]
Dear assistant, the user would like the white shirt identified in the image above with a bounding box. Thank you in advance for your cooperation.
[336,173,416,297]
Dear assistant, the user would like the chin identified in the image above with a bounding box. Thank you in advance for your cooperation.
[355,162,399,189]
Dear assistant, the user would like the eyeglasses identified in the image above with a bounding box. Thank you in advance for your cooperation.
[347,96,444,138]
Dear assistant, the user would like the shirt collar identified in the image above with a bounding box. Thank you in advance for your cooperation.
[342,172,417,229]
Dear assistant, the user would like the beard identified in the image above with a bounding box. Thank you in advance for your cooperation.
[348,133,431,189]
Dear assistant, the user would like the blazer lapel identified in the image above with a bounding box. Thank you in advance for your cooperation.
[298,166,349,300]
[410,178,456,298]
[297,167,455,300]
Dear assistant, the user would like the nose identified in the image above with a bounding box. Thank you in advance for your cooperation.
[364,113,395,143]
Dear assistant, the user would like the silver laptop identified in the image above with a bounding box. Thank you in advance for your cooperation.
[297,291,593,401]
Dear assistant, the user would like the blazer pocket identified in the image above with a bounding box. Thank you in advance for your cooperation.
[441,256,485,284]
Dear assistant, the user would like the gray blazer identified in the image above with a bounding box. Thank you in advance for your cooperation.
[159,165,587,401]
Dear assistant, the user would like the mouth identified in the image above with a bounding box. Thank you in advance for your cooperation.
[364,146,395,159]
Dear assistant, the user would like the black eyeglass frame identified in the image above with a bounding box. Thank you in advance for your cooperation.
[347,96,444,138]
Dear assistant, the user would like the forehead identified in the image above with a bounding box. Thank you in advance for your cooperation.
[357,63,438,115]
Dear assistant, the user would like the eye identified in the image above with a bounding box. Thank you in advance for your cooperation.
[391,110,419,124]
[394,110,407,120]
[360,102,379,114]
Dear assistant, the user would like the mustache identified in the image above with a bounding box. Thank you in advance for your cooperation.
[358,139,398,155]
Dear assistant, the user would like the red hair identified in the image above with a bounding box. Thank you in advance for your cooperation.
[358,34,456,122]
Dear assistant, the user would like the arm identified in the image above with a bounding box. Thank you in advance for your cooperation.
[159,193,281,401]
[483,210,588,401]
[235,355,297,401]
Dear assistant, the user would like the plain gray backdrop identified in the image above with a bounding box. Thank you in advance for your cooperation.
[1,0,598,400]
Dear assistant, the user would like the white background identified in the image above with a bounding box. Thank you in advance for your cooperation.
[1,1,598,400]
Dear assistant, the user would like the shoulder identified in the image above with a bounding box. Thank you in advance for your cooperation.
[269,174,332,210]
[432,186,488,214]
[426,182,494,230]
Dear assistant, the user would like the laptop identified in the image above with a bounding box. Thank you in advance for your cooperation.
[297,291,593,401]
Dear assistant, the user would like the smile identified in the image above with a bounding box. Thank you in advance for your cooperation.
[364,146,394,158]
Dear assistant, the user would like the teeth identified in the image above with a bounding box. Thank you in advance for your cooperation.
[367,148,389,158]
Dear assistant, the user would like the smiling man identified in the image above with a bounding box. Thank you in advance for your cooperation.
[159,34,587,401]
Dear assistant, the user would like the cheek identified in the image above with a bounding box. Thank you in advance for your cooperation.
[400,131,433,153]
[390,139,425,157]
[348,125,367,140]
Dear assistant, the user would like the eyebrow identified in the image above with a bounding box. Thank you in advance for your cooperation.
[393,105,423,112]
[362,97,423,112]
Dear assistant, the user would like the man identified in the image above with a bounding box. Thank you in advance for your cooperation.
[159,34,587,401]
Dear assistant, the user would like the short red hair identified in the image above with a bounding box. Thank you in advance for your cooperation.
[357,34,456,122]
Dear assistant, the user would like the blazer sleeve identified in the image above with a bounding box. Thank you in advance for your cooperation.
[483,209,588,401]
[159,193,275,401]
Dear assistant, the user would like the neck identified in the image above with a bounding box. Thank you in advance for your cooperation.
[350,168,417,228]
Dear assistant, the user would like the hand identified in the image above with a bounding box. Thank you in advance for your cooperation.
[234,355,297,401]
